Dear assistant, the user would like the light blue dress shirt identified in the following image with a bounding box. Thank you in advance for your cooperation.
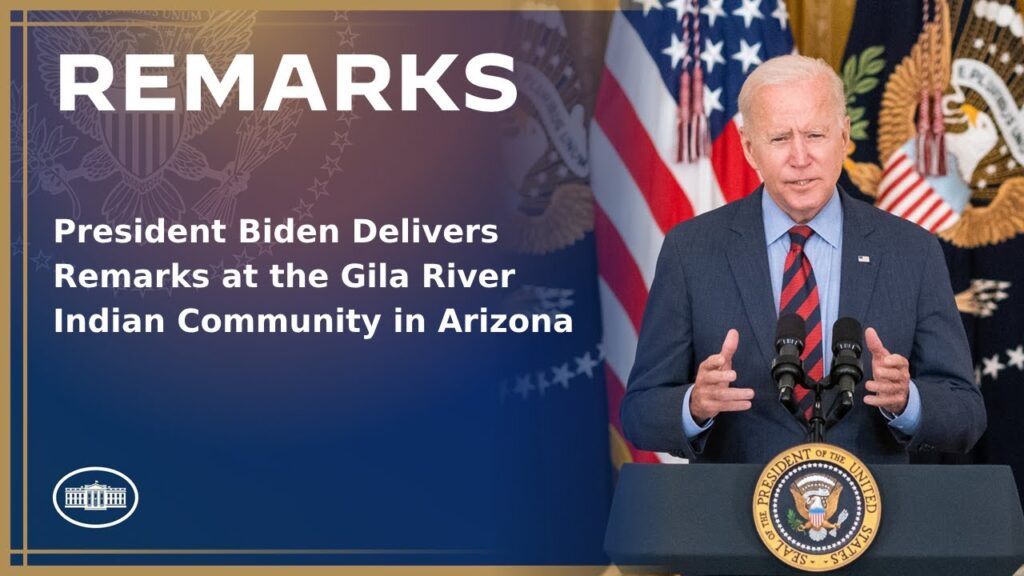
[682,189,921,439]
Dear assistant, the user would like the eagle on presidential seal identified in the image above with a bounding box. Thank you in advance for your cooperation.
[844,0,1024,248]
[789,473,849,543]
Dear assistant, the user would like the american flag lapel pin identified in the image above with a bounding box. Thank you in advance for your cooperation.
[858,255,871,263]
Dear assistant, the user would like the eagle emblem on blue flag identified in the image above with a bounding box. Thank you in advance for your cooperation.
[843,0,1024,248]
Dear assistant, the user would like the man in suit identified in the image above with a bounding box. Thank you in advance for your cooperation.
[621,55,986,464]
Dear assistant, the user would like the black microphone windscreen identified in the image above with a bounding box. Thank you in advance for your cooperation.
[832,317,863,347]
[776,313,805,341]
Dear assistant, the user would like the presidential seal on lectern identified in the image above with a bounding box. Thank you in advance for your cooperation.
[753,443,881,572]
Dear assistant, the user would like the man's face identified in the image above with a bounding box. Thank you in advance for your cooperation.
[740,76,850,223]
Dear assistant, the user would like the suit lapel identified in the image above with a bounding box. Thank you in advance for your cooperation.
[838,189,881,323]
[726,188,777,368]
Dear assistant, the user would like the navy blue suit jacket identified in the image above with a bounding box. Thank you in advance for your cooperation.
[621,188,986,464]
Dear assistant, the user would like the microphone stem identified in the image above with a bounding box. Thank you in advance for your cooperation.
[808,378,826,443]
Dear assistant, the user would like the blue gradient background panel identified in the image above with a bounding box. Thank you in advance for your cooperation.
[9,10,612,566]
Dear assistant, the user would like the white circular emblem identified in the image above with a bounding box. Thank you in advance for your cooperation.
[52,466,139,529]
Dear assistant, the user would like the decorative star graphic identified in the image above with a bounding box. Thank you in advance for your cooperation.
[209,260,226,280]
[732,38,763,73]
[258,242,276,256]
[704,85,724,114]
[30,250,51,271]
[575,351,599,379]
[292,198,314,221]
[12,235,24,257]
[701,0,726,27]
[666,0,695,22]
[700,39,726,73]
[336,25,359,49]
[308,177,330,199]
[732,0,764,29]
[662,34,689,69]
[552,363,574,389]
[321,155,343,177]
[1007,345,1024,371]
[633,0,663,17]
[513,375,534,399]
[336,110,360,126]
[536,371,553,396]
[332,131,354,153]
[233,248,255,268]
[333,11,349,21]
[595,342,606,360]
[982,353,1006,380]
[771,0,790,30]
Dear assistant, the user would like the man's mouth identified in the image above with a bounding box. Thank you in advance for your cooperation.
[788,178,817,186]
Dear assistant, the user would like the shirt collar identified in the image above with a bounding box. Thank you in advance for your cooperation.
[762,187,842,249]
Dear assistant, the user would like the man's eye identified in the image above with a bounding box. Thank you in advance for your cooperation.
[771,137,787,143]
[808,133,824,139]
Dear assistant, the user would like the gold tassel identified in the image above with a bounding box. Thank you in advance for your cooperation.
[930,88,947,176]
[916,89,931,175]
[677,69,691,163]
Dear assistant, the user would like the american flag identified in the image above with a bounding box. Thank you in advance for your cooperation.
[591,0,795,464]
[876,146,961,233]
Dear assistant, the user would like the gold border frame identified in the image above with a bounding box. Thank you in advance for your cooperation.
[0,6,616,575]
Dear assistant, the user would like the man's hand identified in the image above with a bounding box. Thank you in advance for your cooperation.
[689,329,754,424]
[864,327,910,415]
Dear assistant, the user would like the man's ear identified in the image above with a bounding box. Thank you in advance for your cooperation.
[739,124,758,171]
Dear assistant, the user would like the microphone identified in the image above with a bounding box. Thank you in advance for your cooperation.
[829,317,864,421]
[772,313,805,414]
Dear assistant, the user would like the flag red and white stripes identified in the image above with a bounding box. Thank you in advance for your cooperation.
[591,1,794,465]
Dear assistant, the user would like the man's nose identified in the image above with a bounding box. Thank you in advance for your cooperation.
[789,137,811,167]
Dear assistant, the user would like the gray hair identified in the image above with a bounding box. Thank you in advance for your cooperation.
[737,55,847,127]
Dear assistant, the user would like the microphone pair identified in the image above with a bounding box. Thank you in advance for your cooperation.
[772,314,864,421]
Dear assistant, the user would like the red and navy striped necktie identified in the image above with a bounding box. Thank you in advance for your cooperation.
[779,225,823,420]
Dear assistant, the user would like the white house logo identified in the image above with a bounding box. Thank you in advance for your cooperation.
[52,467,138,528]
[65,480,127,510]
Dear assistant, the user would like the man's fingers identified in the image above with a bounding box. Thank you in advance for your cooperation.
[882,354,909,369]
[871,366,906,383]
[711,387,755,402]
[700,354,726,371]
[863,394,884,407]
[863,393,904,411]
[691,385,754,421]
[699,330,741,373]
[865,379,906,396]
[702,370,738,386]
[865,327,889,357]
[719,329,739,364]
[864,379,890,393]
[717,400,753,412]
